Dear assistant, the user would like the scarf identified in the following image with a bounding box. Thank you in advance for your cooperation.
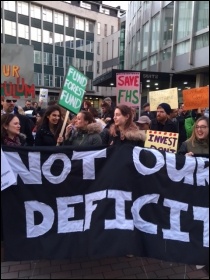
[3,136,21,146]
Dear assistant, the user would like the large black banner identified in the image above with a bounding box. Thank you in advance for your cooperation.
[1,144,209,265]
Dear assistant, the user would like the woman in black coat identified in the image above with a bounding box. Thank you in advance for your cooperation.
[34,105,64,146]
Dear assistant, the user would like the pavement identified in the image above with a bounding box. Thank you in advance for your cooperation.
[1,242,209,279]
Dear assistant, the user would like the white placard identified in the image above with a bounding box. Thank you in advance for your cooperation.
[39,88,48,102]
[1,149,17,191]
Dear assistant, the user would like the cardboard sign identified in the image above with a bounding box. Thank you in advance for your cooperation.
[58,66,88,115]
[149,88,178,111]
[1,149,16,191]
[116,72,140,107]
[39,88,48,102]
[182,87,209,110]
[144,130,179,153]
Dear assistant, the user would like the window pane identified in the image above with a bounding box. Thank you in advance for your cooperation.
[76,38,84,51]
[43,8,52,22]
[161,47,171,61]
[142,22,149,57]
[31,4,41,19]
[44,30,53,44]
[65,35,74,49]
[196,1,209,31]
[54,12,63,25]
[18,1,28,16]
[5,20,16,36]
[76,18,84,31]
[176,40,190,56]
[34,50,42,64]
[194,33,209,50]
[31,27,41,42]
[151,13,160,52]
[177,1,192,40]
[4,1,16,12]
[162,2,174,47]
[18,23,29,39]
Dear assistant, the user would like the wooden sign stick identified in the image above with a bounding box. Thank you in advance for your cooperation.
[56,110,70,146]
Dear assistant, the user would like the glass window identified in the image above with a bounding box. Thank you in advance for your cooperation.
[66,56,74,69]
[86,20,94,33]
[111,26,114,34]
[86,60,93,72]
[31,4,41,19]
[55,76,64,88]
[43,52,53,66]
[34,50,42,64]
[43,30,53,44]
[104,24,107,36]
[18,23,29,39]
[86,40,94,53]
[194,33,209,50]
[97,22,101,35]
[44,74,53,87]
[141,59,147,70]
[65,35,74,49]
[55,33,63,46]
[34,73,42,86]
[55,54,64,68]
[151,13,160,52]
[196,1,209,31]
[131,36,135,66]
[149,54,157,66]
[43,8,53,22]
[76,18,84,31]
[54,12,63,25]
[76,38,84,51]
[161,47,171,61]
[142,22,149,57]
[65,14,74,28]
[97,61,100,74]
[136,30,140,62]
[17,1,28,16]
[31,27,41,42]
[177,1,192,40]
[5,20,16,36]
[75,58,84,72]
[4,1,16,12]
[162,3,174,47]
[176,40,190,56]
[97,42,100,55]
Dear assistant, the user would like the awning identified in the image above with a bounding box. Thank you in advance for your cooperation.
[93,69,196,92]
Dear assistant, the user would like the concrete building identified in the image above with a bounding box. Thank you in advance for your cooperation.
[1,1,125,108]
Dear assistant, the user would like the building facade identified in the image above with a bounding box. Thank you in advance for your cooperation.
[125,1,209,101]
[1,1,124,107]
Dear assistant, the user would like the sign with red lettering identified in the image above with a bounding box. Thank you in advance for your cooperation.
[116,73,140,107]
[1,44,35,100]
[144,130,179,153]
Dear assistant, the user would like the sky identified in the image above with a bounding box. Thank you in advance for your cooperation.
[102,1,129,11]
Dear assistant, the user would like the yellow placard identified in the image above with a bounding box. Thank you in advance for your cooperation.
[149,88,178,111]
[182,87,209,110]
[144,130,179,153]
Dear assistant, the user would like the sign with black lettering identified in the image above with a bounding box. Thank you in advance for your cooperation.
[58,65,88,114]
[1,145,209,265]
[144,130,179,153]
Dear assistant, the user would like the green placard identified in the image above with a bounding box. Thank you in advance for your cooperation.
[58,65,88,114]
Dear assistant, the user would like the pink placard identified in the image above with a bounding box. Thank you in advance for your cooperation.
[116,72,140,107]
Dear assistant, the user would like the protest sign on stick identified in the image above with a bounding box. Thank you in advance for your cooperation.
[149,88,178,111]
[182,87,209,110]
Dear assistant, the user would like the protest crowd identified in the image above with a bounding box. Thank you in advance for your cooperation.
[1,93,209,274]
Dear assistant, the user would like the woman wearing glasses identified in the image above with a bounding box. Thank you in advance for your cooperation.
[178,116,209,156]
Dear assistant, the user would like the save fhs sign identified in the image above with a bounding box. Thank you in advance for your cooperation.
[58,66,88,114]
[116,72,140,107]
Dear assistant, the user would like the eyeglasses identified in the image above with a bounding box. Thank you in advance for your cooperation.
[195,125,208,129]
[6,99,17,103]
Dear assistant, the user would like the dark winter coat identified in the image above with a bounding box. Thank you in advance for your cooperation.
[64,123,103,147]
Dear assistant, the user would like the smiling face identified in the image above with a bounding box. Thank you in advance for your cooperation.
[4,116,21,138]
[113,108,129,128]
[195,119,209,140]
[47,110,60,125]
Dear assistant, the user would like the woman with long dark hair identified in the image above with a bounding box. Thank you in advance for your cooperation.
[34,105,64,146]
